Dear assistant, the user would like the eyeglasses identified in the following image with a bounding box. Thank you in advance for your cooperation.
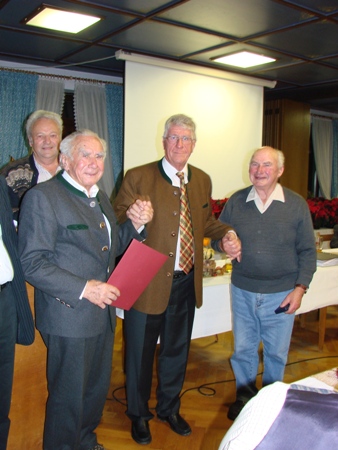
[165,135,194,144]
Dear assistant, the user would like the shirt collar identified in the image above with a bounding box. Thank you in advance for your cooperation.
[62,171,99,198]
[247,183,284,202]
[162,157,188,186]
[246,183,284,213]
[33,156,61,181]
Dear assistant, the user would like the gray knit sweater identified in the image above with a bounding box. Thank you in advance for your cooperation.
[217,186,317,293]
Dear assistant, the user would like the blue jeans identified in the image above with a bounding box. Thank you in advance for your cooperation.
[230,284,295,390]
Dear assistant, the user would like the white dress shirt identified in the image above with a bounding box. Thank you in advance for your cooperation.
[35,157,61,183]
[246,183,285,213]
[0,224,14,284]
[162,157,191,271]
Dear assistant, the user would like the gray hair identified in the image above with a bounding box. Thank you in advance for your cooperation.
[163,114,197,141]
[60,129,107,159]
[26,110,63,138]
[250,146,285,170]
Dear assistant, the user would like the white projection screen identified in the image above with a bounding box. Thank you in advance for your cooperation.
[123,57,267,199]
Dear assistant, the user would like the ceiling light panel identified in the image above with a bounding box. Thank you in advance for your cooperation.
[25,6,101,34]
[213,51,276,68]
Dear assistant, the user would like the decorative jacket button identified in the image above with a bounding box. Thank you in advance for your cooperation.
[169,252,174,257]
[171,232,176,237]
[173,211,178,216]
[166,272,172,277]
[174,190,179,196]
[100,222,106,228]
[102,246,109,252]
[90,201,96,207]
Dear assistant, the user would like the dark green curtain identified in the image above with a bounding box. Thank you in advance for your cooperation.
[0,71,37,167]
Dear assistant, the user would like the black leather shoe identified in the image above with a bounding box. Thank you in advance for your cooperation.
[157,413,191,436]
[227,385,258,421]
[227,399,246,421]
[131,418,152,445]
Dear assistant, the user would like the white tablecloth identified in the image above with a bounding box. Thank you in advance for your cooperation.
[192,273,231,339]
[193,262,338,340]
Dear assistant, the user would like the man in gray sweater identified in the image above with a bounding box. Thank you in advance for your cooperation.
[216,146,316,421]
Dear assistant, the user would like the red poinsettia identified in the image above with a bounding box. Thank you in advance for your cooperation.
[211,198,228,219]
[306,197,338,229]
[211,196,338,228]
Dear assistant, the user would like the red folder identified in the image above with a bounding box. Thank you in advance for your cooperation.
[107,239,168,310]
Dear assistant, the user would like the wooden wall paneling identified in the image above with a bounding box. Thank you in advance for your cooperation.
[263,99,311,199]
[279,100,311,199]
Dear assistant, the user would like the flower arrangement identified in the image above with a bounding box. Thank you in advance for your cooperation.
[306,197,338,229]
[211,196,338,229]
[211,198,228,219]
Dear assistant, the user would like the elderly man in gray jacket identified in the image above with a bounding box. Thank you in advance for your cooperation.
[19,129,153,450]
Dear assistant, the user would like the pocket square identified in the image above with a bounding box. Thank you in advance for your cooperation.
[67,224,89,230]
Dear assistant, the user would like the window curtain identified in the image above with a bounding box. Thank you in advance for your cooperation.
[105,83,123,197]
[311,117,333,199]
[36,77,65,115]
[74,82,114,198]
[0,71,37,167]
[332,120,338,198]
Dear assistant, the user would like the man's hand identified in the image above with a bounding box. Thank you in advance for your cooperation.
[127,198,154,230]
[83,280,120,309]
[221,231,241,261]
[282,287,305,314]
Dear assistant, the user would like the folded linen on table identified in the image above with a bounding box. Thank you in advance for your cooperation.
[255,388,338,449]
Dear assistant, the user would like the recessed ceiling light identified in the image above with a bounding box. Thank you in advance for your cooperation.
[25,6,101,34]
[213,51,276,68]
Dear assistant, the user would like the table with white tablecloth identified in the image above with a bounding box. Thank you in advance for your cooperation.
[192,273,231,339]
[193,259,338,346]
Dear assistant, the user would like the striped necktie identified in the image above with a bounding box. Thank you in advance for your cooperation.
[177,172,194,274]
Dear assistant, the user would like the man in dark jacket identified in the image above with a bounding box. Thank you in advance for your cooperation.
[0,110,62,220]
[0,175,34,450]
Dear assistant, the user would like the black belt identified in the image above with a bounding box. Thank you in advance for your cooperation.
[173,266,194,279]
[0,283,8,292]
[173,271,186,279]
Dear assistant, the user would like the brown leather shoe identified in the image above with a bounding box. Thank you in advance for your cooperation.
[158,413,191,436]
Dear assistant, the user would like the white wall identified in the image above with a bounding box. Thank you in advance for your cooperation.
[124,60,264,198]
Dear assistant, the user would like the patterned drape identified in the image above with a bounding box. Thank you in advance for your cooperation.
[36,77,65,115]
[311,117,333,199]
[74,82,114,198]
[105,84,123,198]
[0,71,37,167]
